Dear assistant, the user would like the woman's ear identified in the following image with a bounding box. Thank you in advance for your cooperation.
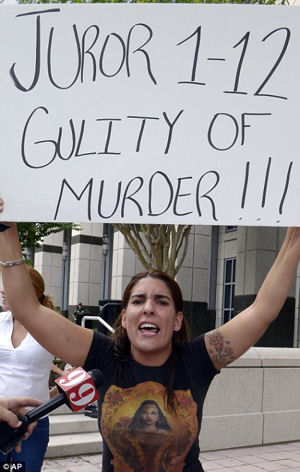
[121,309,127,329]
[174,311,183,331]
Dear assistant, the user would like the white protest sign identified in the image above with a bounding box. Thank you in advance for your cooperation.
[0,3,299,225]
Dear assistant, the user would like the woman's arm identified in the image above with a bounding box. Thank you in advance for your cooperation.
[51,363,65,377]
[0,219,93,367]
[205,227,300,370]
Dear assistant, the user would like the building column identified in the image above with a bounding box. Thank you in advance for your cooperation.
[68,223,104,316]
[234,226,296,347]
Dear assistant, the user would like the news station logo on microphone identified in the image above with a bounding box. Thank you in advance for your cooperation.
[55,367,99,412]
[0,368,103,458]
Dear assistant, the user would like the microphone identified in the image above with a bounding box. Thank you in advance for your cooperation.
[0,367,104,455]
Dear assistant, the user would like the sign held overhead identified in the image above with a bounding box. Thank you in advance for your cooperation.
[0,3,299,225]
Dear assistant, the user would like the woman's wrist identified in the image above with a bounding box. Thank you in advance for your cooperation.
[0,256,25,268]
[0,223,23,262]
[0,223,10,232]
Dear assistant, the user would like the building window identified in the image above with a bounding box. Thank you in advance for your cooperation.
[225,226,237,232]
[223,258,236,324]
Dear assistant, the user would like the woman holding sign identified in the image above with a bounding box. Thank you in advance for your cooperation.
[0,200,299,471]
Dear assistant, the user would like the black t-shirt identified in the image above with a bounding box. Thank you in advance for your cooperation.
[84,332,219,472]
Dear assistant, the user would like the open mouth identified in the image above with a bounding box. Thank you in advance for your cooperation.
[139,323,160,334]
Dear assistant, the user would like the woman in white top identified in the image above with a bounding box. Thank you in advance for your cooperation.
[0,267,55,472]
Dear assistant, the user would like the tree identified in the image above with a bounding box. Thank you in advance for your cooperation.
[113,224,192,278]
[17,222,79,253]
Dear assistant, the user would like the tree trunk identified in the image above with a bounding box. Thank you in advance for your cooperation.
[113,224,192,278]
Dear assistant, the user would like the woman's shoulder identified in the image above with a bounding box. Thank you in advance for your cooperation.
[83,331,115,371]
[91,331,114,349]
[0,310,12,323]
[183,333,206,353]
[0,310,12,317]
[181,333,219,378]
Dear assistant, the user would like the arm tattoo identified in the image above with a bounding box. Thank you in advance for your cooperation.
[206,329,235,369]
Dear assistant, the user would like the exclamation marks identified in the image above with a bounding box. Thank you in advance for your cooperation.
[278,161,293,217]
[240,161,249,211]
[261,157,271,209]
[239,158,293,222]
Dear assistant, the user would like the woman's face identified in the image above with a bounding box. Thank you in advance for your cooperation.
[121,277,183,366]
[141,404,159,427]
[0,289,10,311]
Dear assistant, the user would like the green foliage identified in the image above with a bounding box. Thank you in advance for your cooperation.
[17,222,79,251]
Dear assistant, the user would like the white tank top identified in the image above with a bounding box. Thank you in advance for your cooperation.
[0,311,54,403]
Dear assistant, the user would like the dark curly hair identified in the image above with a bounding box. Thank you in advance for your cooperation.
[112,270,189,413]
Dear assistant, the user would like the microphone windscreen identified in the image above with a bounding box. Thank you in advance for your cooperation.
[89,369,104,389]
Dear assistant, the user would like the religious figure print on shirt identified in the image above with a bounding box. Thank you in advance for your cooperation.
[101,381,198,472]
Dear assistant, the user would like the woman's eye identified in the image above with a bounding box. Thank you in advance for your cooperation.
[131,299,142,304]
[158,300,168,306]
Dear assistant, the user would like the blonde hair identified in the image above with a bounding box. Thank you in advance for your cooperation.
[27,266,57,311]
